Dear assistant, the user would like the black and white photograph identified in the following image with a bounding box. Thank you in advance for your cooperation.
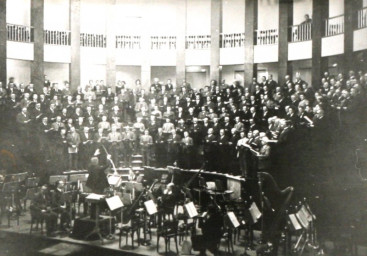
[0,0,367,255]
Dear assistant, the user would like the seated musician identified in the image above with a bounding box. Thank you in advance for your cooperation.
[192,204,224,256]
[158,183,177,218]
[30,184,58,237]
[50,180,71,232]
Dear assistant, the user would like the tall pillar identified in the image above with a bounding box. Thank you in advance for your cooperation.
[31,0,45,92]
[176,0,187,86]
[244,0,257,87]
[344,0,362,72]
[106,0,117,90]
[69,0,81,91]
[0,0,7,87]
[141,18,151,91]
[210,0,222,83]
[311,0,328,89]
[278,0,292,86]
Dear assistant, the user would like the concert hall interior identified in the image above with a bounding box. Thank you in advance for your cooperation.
[1,0,367,255]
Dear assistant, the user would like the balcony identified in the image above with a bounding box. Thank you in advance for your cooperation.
[80,33,106,48]
[358,7,367,29]
[354,7,367,52]
[220,33,245,48]
[290,23,311,42]
[186,35,211,49]
[44,30,70,46]
[150,36,176,50]
[324,15,344,37]
[116,35,141,49]
[255,29,278,45]
[7,23,33,43]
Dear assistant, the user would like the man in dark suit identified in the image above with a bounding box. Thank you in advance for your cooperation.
[30,184,58,236]
[86,156,110,194]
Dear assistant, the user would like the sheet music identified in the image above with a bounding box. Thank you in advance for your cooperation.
[296,208,309,229]
[185,202,198,218]
[86,193,105,201]
[106,195,124,211]
[227,211,240,228]
[108,175,121,186]
[249,202,262,223]
[300,205,313,222]
[206,181,216,190]
[144,200,158,215]
[289,214,302,230]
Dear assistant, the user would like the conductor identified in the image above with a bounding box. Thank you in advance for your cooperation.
[85,152,111,194]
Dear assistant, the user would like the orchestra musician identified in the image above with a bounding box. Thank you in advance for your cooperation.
[50,180,71,232]
[30,184,58,237]
[192,204,224,256]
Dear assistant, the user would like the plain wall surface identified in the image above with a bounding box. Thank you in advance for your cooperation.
[222,0,245,33]
[6,0,30,26]
[116,66,141,89]
[221,65,244,86]
[81,64,106,88]
[329,0,344,17]
[7,59,31,85]
[151,67,176,85]
[258,0,279,30]
[44,62,69,87]
[293,0,313,25]
[44,0,69,30]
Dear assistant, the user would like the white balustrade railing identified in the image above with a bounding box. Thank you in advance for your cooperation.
[358,7,367,29]
[325,15,344,36]
[150,36,176,50]
[80,33,106,48]
[290,23,312,42]
[220,33,245,48]
[44,30,70,45]
[256,29,278,45]
[186,35,211,49]
[6,24,33,43]
[116,35,141,49]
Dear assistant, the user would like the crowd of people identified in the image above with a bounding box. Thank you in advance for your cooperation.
[0,70,366,180]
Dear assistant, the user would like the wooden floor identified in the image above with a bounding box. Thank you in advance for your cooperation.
[0,209,257,256]
[1,209,366,256]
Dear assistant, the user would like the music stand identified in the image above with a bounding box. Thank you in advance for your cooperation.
[141,200,158,245]
[2,181,21,227]
[105,196,124,240]
[85,193,106,244]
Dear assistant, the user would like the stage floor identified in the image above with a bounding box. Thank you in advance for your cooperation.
[0,210,257,256]
[1,209,366,256]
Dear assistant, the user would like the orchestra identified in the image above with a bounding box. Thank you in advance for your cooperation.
[0,67,365,256]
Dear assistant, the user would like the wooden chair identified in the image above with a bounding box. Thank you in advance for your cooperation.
[29,207,44,234]
[157,220,179,255]
[119,216,142,249]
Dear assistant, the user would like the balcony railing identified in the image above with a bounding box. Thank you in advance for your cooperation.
[290,23,312,42]
[6,24,33,43]
[44,30,70,45]
[116,35,141,49]
[220,33,245,48]
[358,7,367,29]
[325,15,344,37]
[150,36,176,50]
[186,35,211,49]
[80,33,106,48]
[256,29,278,45]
